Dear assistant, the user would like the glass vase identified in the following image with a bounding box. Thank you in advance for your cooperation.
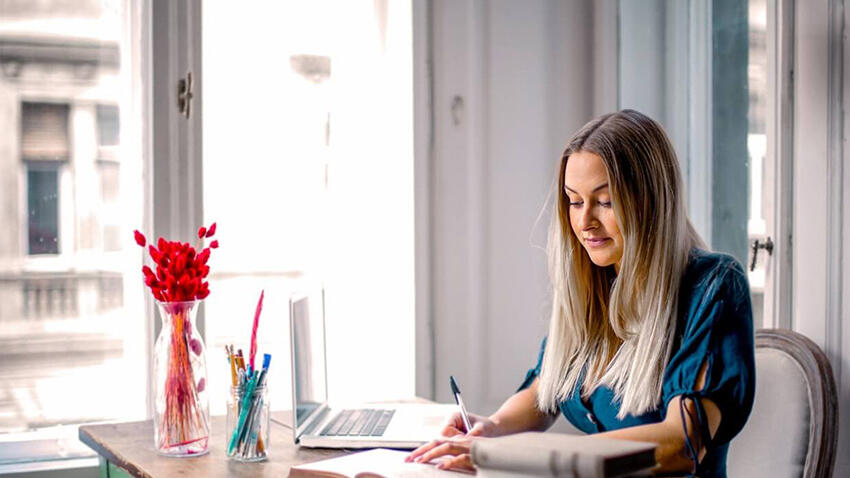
[153,300,210,456]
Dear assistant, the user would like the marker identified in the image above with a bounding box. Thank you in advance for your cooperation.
[449,375,473,433]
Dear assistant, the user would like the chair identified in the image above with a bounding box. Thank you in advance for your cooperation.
[726,329,838,478]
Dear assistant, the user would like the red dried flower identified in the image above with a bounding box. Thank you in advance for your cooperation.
[134,230,147,247]
[133,223,218,302]
[197,248,210,264]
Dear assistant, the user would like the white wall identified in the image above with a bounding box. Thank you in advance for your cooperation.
[420,0,596,420]
[793,0,850,475]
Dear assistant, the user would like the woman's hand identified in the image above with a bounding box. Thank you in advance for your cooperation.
[407,380,552,471]
[405,434,479,471]
[439,411,500,438]
[405,412,500,471]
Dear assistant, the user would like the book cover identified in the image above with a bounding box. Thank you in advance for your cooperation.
[470,432,656,478]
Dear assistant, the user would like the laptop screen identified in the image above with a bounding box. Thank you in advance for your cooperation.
[290,294,328,430]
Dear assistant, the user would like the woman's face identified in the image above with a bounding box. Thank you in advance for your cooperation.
[564,151,624,271]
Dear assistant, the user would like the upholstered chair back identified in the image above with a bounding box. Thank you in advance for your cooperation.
[726,329,837,478]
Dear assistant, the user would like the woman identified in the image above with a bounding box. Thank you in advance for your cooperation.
[407,109,755,477]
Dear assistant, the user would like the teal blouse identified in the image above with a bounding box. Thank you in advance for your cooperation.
[519,249,755,478]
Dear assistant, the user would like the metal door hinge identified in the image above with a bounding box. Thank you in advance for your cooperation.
[177,72,194,118]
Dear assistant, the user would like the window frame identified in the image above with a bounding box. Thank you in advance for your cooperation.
[762,0,795,330]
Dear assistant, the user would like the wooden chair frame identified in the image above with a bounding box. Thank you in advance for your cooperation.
[755,329,838,478]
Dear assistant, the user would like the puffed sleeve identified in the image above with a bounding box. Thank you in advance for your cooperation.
[517,337,547,392]
[662,256,756,449]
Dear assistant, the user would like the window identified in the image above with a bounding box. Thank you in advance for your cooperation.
[97,104,122,252]
[96,104,120,147]
[26,165,60,255]
[0,0,146,470]
[618,0,778,327]
[2,0,416,472]
[21,102,69,256]
[96,103,120,164]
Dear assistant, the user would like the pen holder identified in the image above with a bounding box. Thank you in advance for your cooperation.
[226,382,269,461]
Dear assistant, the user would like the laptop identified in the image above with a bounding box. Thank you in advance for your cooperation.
[288,290,458,449]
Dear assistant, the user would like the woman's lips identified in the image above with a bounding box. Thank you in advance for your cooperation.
[584,237,610,248]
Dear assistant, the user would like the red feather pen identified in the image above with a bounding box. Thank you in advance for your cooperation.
[249,290,264,374]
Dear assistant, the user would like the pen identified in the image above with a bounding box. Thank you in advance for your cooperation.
[450,375,473,433]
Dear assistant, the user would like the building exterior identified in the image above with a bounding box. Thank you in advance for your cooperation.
[0,0,129,432]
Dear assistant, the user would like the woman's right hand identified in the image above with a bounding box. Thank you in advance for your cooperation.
[440,411,500,438]
[405,412,500,471]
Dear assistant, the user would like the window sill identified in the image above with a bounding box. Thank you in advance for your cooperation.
[0,425,97,470]
[0,456,98,476]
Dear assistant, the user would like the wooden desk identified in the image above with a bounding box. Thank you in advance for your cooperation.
[79,412,346,477]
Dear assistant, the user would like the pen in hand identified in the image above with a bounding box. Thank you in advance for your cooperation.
[450,375,473,434]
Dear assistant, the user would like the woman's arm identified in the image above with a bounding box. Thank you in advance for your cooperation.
[596,395,721,474]
[488,377,557,435]
[597,361,722,474]
[410,369,722,474]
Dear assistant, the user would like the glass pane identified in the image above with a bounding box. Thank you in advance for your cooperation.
[203,0,415,410]
[27,167,59,255]
[0,0,146,454]
[202,1,332,415]
[747,0,768,322]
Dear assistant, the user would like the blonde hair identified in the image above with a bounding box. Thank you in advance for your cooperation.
[537,109,706,418]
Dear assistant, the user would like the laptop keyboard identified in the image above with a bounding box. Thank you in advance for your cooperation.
[319,409,395,437]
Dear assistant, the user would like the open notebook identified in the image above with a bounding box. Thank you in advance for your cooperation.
[288,448,471,477]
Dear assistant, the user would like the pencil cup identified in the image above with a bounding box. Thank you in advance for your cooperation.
[226,383,269,461]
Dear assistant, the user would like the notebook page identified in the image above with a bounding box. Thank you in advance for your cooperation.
[290,448,467,477]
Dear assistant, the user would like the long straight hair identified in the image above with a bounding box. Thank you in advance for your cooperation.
[537,109,705,418]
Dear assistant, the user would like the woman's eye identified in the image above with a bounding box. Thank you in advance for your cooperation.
[569,201,583,208]
[599,201,612,208]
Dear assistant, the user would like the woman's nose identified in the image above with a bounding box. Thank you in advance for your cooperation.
[577,205,598,230]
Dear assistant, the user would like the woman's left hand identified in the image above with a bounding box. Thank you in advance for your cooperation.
[405,434,480,472]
